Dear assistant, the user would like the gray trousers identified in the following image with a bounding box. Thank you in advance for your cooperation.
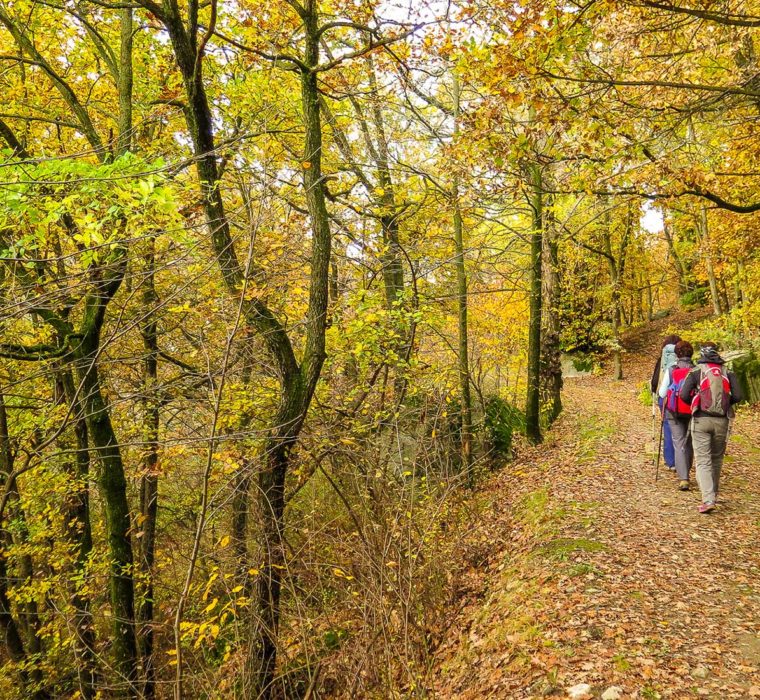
[691,416,729,504]
[667,416,693,481]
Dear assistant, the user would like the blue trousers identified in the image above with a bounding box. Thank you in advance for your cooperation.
[659,398,675,468]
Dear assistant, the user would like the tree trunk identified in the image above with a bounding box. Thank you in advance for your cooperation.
[0,552,30,688]
[540,192,563,425]
[719,276,731,315]
[231,459,252,588]
[525,164,543,444]
[117,6,133,156]
[452,196,472,476]
[160,6,331,696]
[73,262,138,698]
[0,390,48,699]
[366,58,408,404]
[451,75,472,478]
[737,260,747,307]
[138,237,159,699]
[603,206,631,381]
[662,218,688,295]
[248,7,332,695]
[56,369,97,699]
[371,146,404,309]
[697,207,723,316]
[608,263,623,381]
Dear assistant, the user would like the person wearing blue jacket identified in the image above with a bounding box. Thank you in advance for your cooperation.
[658,340,695,490]
[651,334,681,471]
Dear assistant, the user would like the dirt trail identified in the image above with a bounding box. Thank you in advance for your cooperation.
[431,315,760,699]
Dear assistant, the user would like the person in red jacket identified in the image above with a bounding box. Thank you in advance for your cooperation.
[679,342,744,513]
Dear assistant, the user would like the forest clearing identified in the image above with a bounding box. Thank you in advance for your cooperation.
[0,0,759,697]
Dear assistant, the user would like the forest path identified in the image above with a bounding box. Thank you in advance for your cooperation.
[431,314,760,699]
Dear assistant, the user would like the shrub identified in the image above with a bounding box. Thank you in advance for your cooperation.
[679,286,709,310]
[638,381,654,406]
[483,395,525,461]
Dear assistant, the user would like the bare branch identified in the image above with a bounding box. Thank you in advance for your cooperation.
[634,0,760,27]
[314,26,421,73]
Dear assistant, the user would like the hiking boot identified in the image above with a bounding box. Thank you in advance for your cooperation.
[698,502,715,514]
[678,480,689,491]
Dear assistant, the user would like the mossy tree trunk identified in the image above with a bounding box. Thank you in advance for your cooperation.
[138,236,159,700]
[56,368,97,699]
[452,75,472,477]
[157,1,332,695]
[72,258,139,698]
[525,163,543,445]
[602,206,631,381]
[541,188,563,425]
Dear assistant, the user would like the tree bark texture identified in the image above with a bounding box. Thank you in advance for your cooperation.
[540,191,563,425]
[452,75,472,477]
[525,164,543,445]
[139,238,159,700]
[57,369,97,699]
[72,259,139,698]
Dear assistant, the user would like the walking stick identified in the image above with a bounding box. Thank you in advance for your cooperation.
[655,401,664,482]
[651,394,657,454]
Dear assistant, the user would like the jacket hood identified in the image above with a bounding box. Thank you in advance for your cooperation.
[675,358,694,368]
[697,348,724,365]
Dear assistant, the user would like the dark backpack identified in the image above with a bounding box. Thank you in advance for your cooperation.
[665,366,692,416]
[690,364,730,416]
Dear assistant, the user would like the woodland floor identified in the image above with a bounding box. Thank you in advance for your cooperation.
[430,312,760,700]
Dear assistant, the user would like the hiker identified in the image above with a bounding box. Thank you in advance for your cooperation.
[651,335,681,472]
[658,340,695,491]
[679,342,743,514]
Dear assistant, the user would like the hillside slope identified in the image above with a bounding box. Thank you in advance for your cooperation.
[430,315,760,700]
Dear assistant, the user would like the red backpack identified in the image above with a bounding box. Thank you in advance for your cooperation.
[690,364,731,416]
[665,366,692,416]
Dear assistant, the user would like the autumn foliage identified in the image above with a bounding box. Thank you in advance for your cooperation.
[0,0,757,697]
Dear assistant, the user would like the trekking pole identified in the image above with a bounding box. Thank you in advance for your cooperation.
[651,394,657,457]
[655,402,664,482]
